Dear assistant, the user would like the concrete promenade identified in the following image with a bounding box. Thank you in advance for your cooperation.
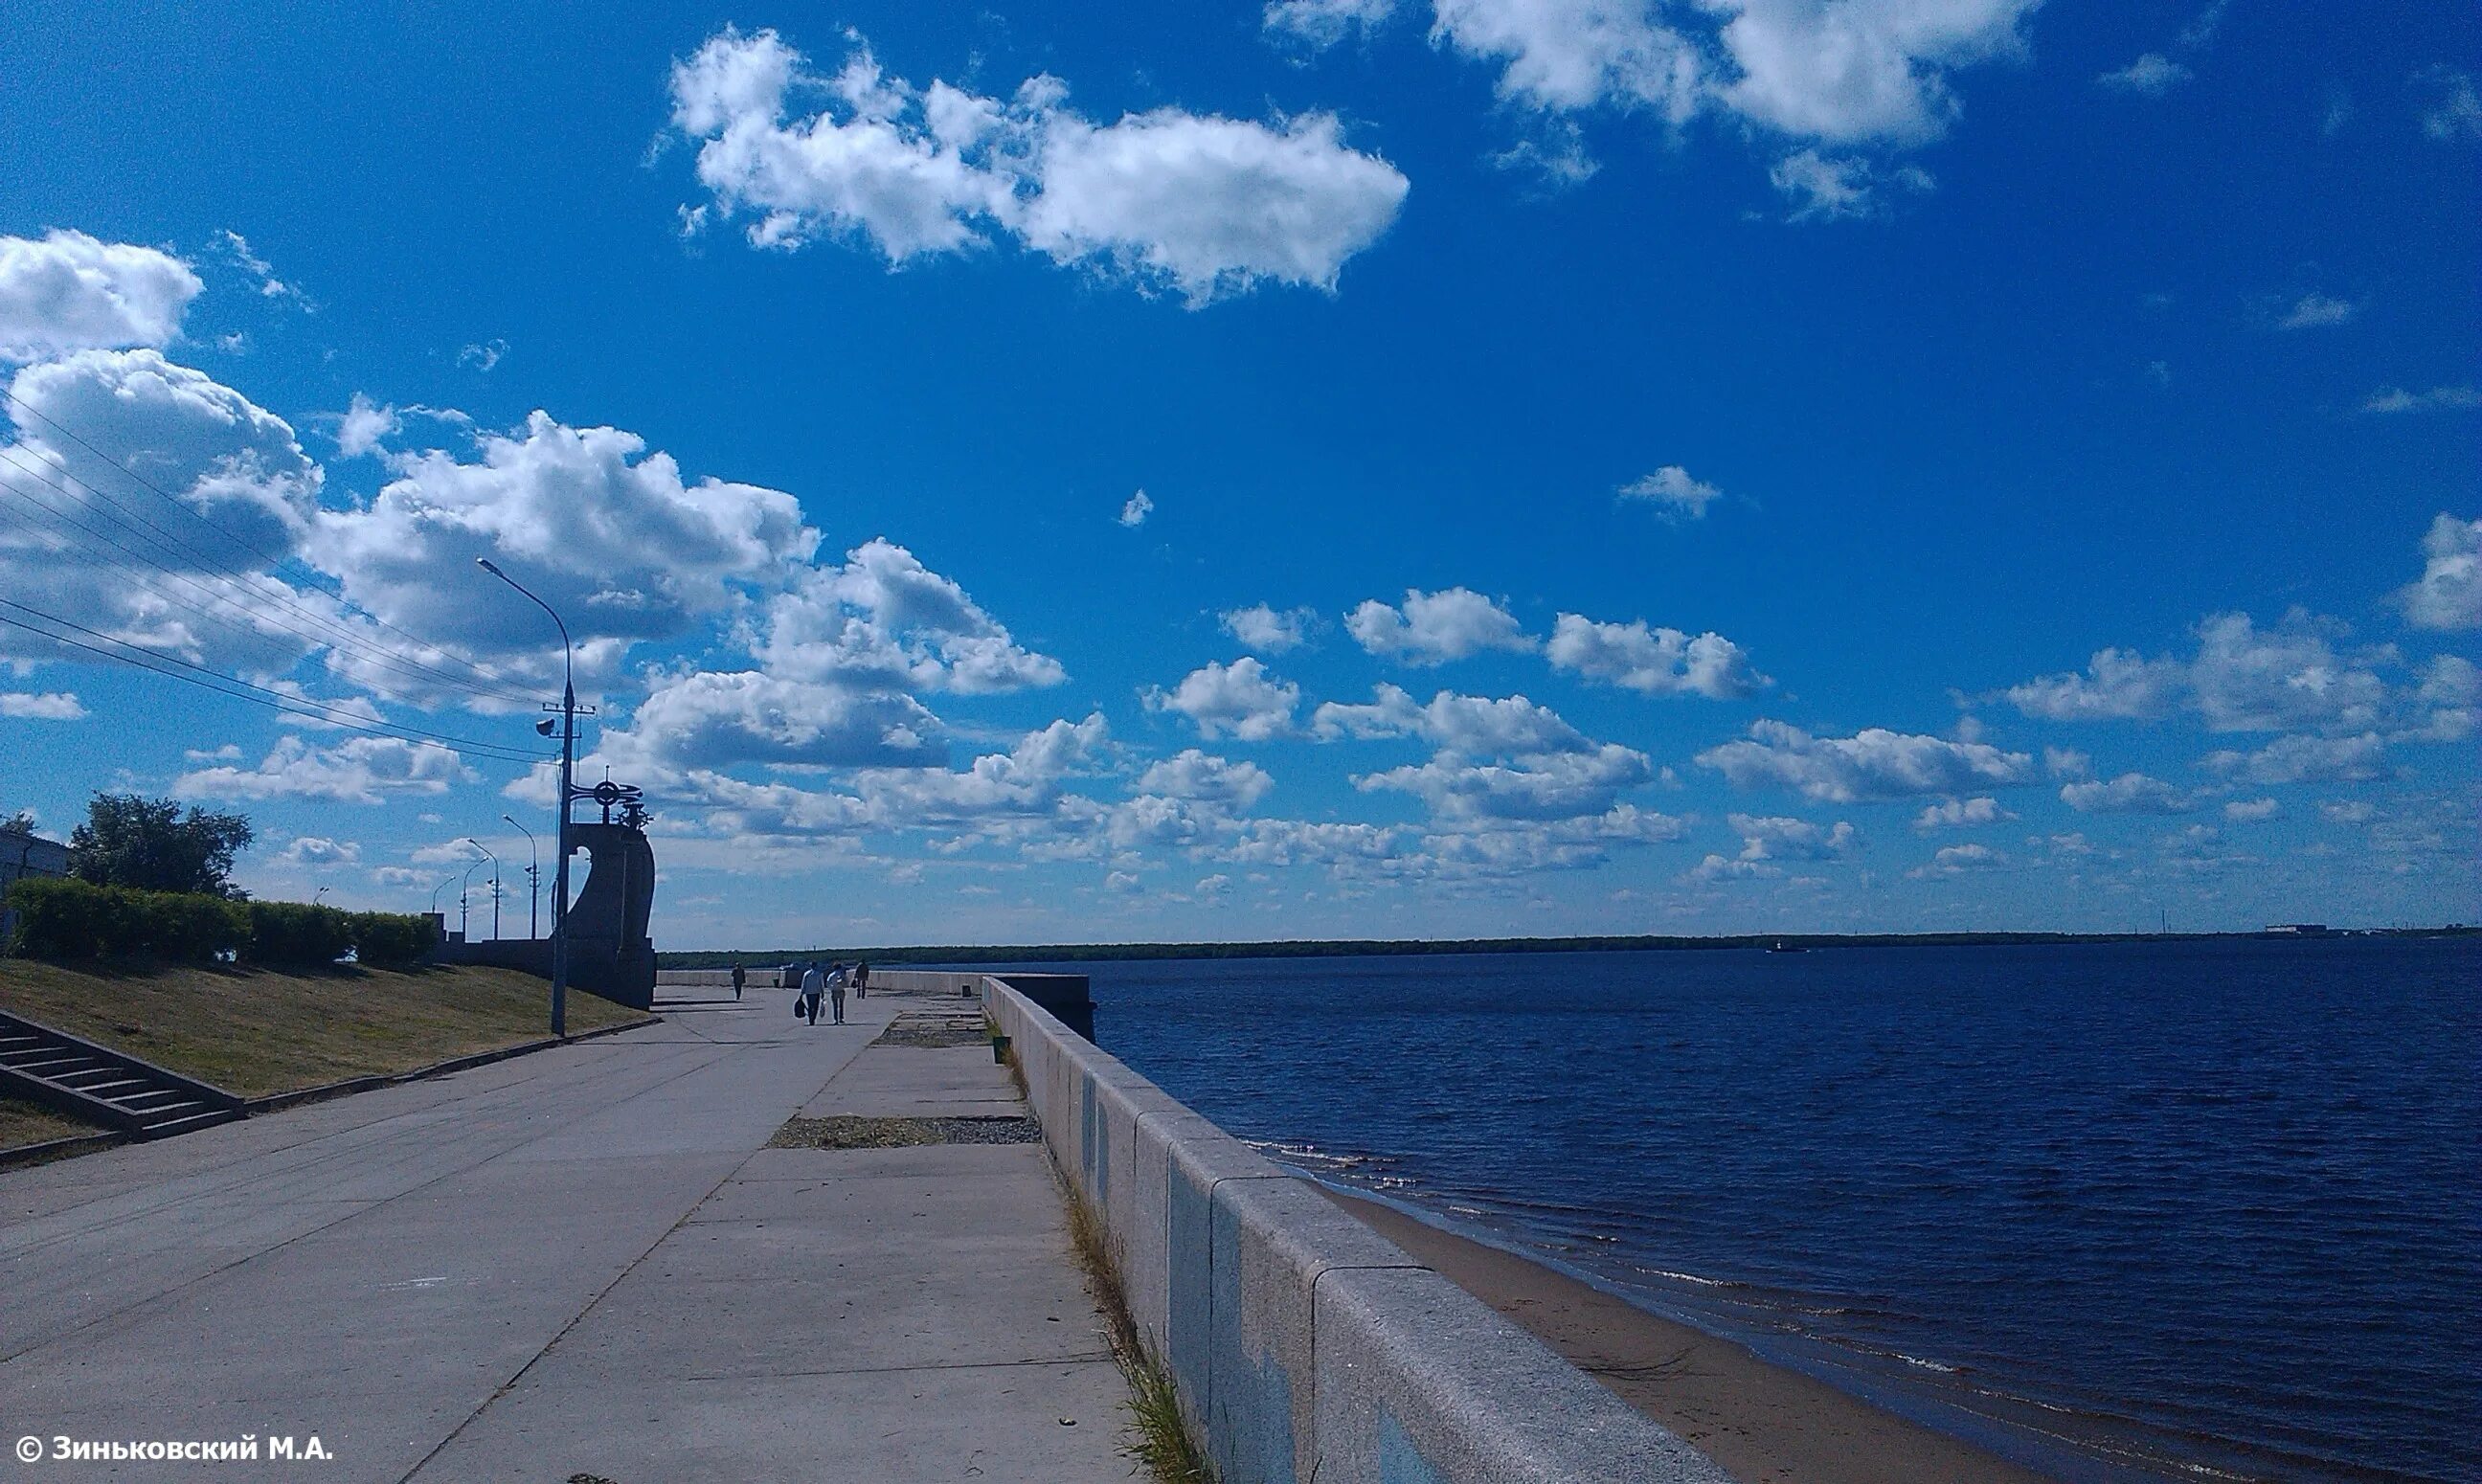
[0,988,1133,1481]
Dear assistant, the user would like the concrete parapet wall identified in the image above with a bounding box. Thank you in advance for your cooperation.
[981,976,1734,1484]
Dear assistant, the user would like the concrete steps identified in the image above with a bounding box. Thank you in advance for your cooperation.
[0,1012,245,1138]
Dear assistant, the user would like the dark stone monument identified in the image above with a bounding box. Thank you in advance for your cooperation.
[433,782,658,1012]
[564,820,657,1010]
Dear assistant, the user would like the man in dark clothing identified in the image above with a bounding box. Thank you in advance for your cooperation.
[730,962,746,1001]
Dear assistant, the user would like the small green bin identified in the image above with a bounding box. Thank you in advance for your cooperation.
[990,1033,1011,1065]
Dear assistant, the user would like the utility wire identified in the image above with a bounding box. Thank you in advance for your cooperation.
[1,387,542,705]
[0,458,530,720]
[0,598,553,765]
[0,442,540,708]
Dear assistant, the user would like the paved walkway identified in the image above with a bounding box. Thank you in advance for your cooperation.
[0,988,1133,1481]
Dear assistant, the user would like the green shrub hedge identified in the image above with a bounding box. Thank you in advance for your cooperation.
[3,878,438,966]
[5,877,248,962]
[247,900,358,965]
[348,911,439,967]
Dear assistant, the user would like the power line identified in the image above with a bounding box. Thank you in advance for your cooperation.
[0,458,517,718]
[0,598,553,766]
[0,442,540,708]
[1,387,542,705]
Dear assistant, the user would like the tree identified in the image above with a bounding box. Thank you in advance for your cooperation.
[68,795,255,898]
[1,811,35,837]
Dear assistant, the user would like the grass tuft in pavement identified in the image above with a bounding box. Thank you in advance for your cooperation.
[767,1113,1039,1149]
[1063,1180,1215,1484]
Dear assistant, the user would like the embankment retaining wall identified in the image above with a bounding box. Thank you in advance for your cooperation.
[980,974,1732,1484]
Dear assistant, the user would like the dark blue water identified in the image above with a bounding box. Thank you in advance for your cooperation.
[1049,938,2479,1484]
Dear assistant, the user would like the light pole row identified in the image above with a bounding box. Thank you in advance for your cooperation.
[478,558,582,1038]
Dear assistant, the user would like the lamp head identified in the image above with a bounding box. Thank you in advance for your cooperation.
[535,718,557,737]
[476,557,502,576]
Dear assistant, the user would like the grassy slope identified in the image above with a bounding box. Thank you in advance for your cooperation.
[0,961,641,1144]
[0,1100,96,1149]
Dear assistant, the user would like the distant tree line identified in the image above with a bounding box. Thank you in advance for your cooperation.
[656,924,2475,969]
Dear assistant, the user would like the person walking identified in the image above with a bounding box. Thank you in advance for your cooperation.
[853,960,869,1001]
[799,961,824,1025]
[731,962,746,1001]
[826,962,849,1025]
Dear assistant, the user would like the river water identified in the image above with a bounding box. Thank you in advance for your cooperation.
[1042,938,2478,1484]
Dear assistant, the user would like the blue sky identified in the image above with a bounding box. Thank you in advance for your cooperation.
[1,0,2474,946]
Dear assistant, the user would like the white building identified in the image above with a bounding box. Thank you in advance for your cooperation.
[1,824,70,890]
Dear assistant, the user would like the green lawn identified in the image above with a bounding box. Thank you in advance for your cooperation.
[0,960,644,1149]
[0,1100,98,1150]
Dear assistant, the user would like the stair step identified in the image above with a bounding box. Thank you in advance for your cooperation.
[75,1077,154,1099]
[110,1089,194,1112]
[141,1110,238,1138]
[0,1011,243,1140]
[7,1053,103,1077]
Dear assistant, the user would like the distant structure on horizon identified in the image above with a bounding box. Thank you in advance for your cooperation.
[2262,923,2336,937]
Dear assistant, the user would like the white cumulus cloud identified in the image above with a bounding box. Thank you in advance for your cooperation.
[1347,586,1535,664]
[1359,742,1653,822]
[0,690,86,720]
[1547,614,1767,699]
[1770,148,1934,220]
[277,836,361,866]
[620,670,945,771]
[2005,612,2401,734]
[1710,0,2039,145]
[1135,749,1275,808]
[2200,732,2390,786]
[0,230,201,363]
[756,539,1065,695]
[307,410,816,676]
[1908,841,2006,878]
[1914,796,2013,830]
[667,28,1410,306]
[1698,719,2034,801]
[0,349,329,677]
[2059,772,2191,815]
[1617,464,1721,519]
[1220,603,1318,652]
[2399,514,2481,630]
[1266,0,1403,46]
[334,393,398,459]
[175,735,477,804]
[1145,657,1300,740]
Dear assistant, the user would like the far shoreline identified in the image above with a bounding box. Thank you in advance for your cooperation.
[658,922,2477,969]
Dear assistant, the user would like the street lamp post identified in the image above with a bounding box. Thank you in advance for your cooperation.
[478,557,582,1037]
[467,839,501,941]
[431,873,460,915]
[458,859,482,941]
[503,815,539,939]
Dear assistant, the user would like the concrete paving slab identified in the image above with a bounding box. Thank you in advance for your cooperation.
[797,1039,1025,1119]
[1,995,1134,1482]
[411,1361,1134,1484]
